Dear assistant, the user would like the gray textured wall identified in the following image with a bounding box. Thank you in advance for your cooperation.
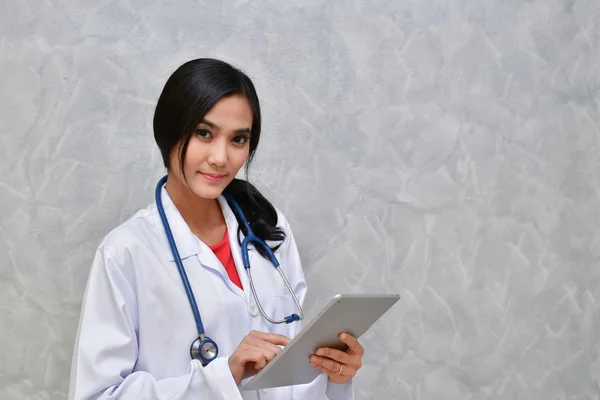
[1,0,599,399]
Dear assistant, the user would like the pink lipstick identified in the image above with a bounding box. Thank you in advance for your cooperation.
[200,172,225,183]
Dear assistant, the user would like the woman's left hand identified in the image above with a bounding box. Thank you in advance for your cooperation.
[309,333,364,384]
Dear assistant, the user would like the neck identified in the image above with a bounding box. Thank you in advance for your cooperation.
[164,175,225,235]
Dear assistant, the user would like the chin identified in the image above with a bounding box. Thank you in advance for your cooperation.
[191,187,224,200]
[188,179,230,200]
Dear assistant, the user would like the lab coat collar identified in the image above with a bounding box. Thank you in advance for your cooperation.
[152,188,253,301]
[151,187,249,263]
[217,195,257,271]
[152,187,200,261]
[217,195,255,300]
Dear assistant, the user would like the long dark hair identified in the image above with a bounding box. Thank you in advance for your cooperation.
[153,58,285,256]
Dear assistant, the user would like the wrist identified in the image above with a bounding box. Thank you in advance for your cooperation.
[228,356,243,385]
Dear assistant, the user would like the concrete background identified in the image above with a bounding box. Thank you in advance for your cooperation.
[1,0,599,398]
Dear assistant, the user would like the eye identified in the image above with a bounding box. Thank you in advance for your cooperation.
[195,129,212,139]
[232,134,250,145]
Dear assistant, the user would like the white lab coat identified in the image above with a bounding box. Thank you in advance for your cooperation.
[69,187,353,400]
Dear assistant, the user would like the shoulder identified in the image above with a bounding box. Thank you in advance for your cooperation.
[274,207,292,231]
[271,206,304,273]
[272,206,300,249]
[96,202,159,265]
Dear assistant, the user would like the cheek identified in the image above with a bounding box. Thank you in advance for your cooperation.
[183,141,208,168]
[168,148,182,173]
[168,142,202,176]
[232,148,250,168]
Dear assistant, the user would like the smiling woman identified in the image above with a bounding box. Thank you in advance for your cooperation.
[68,58,363,400]
[152,59,284,257]
[164,94,255,247]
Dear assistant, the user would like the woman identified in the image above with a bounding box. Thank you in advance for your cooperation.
[69,58,364,399]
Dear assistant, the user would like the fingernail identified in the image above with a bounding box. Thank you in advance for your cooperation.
[340,333,347,340]
[316,349,325,356]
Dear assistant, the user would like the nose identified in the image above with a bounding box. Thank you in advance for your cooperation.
[207,141,227,167]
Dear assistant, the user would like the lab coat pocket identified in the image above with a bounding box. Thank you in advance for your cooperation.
[258,294,301,337]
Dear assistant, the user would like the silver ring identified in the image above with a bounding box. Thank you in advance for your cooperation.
[337,364,343,375]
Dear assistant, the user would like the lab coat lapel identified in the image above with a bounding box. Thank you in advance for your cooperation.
[217,196,254,304]
[152,187,199,262]
[195,240,246,301]
[152,187,247,300]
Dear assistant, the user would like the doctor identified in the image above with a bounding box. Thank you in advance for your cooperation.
[69,58,364,400]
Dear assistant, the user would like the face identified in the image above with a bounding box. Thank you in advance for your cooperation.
[169,94,253,199]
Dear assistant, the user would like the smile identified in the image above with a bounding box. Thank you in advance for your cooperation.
[200,172,226,183]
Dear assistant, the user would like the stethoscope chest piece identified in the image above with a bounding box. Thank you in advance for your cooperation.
[190,335,219,366]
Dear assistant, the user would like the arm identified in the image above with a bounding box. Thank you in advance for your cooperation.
[68,248,242,400]
[277,213,354,400]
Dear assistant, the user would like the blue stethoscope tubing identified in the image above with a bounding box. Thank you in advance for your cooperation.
[155,175,303,366]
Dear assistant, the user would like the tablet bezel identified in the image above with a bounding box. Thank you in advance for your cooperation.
[243,293,400,391]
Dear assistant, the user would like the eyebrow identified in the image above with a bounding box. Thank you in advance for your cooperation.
[200,119,251,135]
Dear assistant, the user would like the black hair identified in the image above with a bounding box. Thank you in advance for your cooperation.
[153,58,285,256]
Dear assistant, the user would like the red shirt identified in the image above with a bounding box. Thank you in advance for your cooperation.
[209,227,243,290]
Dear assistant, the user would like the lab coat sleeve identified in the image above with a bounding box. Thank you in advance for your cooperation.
[278,213,354,400]
[69,247,243,400]
[325,381,354,400]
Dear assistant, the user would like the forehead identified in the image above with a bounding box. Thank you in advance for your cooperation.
[203,94,253,127]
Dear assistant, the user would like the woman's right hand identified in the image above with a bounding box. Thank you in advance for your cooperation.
[228,330,291,385]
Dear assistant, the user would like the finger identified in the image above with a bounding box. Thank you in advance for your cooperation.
[310,355,342,375]
[240,359,265,380]
[239,350,268,366]
[249,330,291,346]
[314,347,352,366]
[246,336,284,360]
[340,333,364,355]
[311,355,358,379]
[254,356,267,370]
[310,359,337,376]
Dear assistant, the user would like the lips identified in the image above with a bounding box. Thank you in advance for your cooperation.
[200,172,226,183]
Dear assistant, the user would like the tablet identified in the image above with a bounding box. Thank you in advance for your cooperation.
[243,293,400,391]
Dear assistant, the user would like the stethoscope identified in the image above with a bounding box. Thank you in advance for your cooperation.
[155,175,304,366]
